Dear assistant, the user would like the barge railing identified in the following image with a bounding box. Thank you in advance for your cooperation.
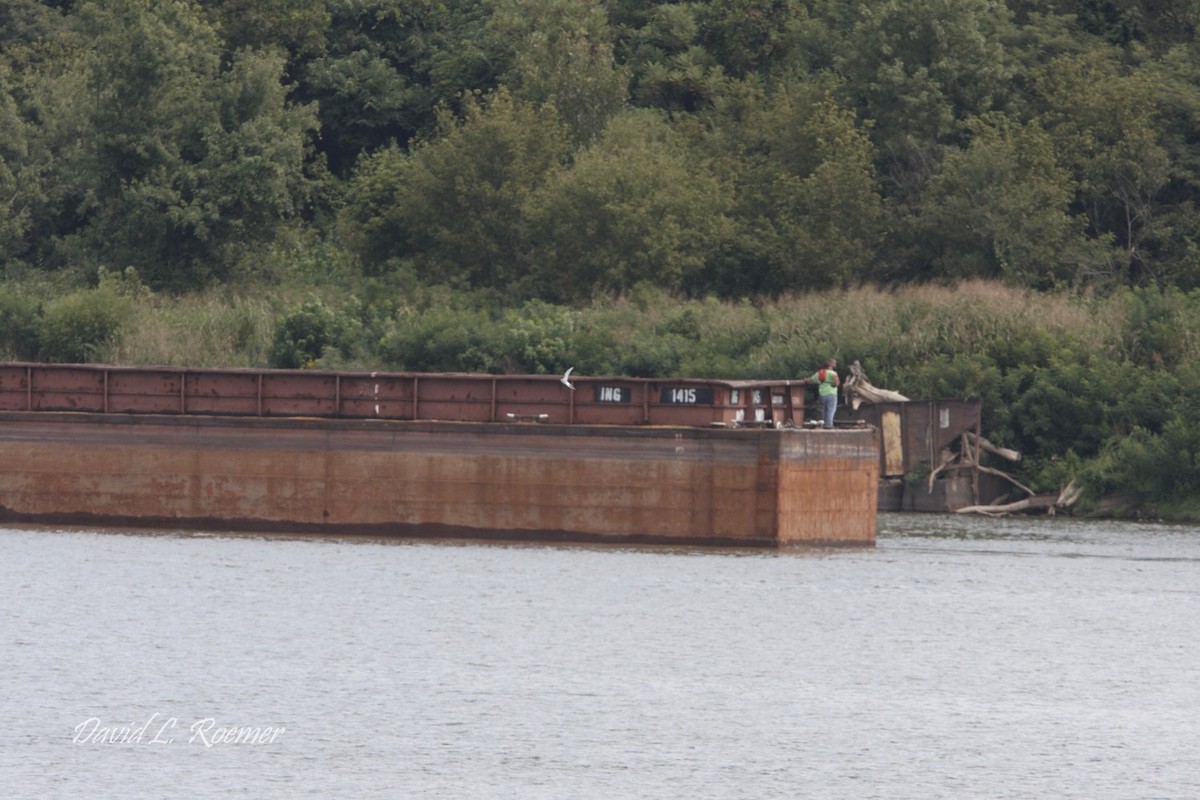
[0,363,814,428]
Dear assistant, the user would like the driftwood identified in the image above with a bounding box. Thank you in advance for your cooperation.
[923,427,1053,513]
[927,462,1036,497]
[976,464,1036,497]
[955,479,1082,517]
[927,448,958,492]
[842,359,1076,515]
[1057,479,1082,507]
[966,431,1020,463]
[955,495,1058,516]
[844,360,909,410]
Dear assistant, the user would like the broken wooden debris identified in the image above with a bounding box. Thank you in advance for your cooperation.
[844,360,909,410]
[967,431,1020,463]
[844,360,1075,516]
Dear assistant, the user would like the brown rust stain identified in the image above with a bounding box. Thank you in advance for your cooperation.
[0,413,877,546]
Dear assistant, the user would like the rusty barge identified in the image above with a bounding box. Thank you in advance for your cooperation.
[0,363,879,547]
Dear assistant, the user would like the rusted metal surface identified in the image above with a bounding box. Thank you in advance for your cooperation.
[849,399,986,512]
[0,412,877,546]
[776,431,881,544]
[0,362,879,546]
[0,363,809,428]
[849,399,982,478]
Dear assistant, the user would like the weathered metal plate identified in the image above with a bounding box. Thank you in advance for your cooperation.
[0,363,817,427]
[0,413,878,546]
[850,399,982,476]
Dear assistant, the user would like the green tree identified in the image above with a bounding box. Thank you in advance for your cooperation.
[202,0,329,59]
[613,3,732,114]
[0,284,40,359]
[0,0,76,72]
[694,0,811,79]
[490,0,628,144]
[916,118,1092,287]
[498,299,579,374]
[835,0,1015,204]
[297,0,506,176]
[713,80,886,294]
[119,49,321,288]
[376,304,505,373]
[524,110,730,301]
[269,296,338,368]
[0,66,29,264]
[1007,347,1127,459]
[1027,51,1172,287]
[0,5,87,273]
[1084,381,1200,507]
[1038,0,1200,51]
[1131,46,1200,290]
[37,282,133,363]
[28,0,323,290]
[341,89,570,289]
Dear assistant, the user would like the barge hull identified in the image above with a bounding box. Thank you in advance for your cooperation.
[0,413,877,546]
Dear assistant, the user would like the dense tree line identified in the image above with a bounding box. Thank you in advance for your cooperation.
[6,0,1200,296]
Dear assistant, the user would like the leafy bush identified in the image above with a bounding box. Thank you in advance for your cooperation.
[37,285,132,363]
[1078,359,1200,509]
[0,287,41,360]
[376,306,506,373]
[498,300,578,374]
[268,296,359,369]
[1116,287,1193,369]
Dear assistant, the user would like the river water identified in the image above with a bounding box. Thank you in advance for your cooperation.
[2,513,1197,799]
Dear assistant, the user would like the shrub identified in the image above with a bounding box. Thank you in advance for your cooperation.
[0,287,41,360]
[273,297,343,369]
[376,306,506,373]
[37,285,131,363]
[499,300,579,374]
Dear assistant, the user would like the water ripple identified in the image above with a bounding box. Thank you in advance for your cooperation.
[2,518,1199,799]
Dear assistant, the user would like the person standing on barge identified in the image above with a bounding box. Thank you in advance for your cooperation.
[803,358,840,429]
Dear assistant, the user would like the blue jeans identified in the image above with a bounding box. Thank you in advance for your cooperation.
[820,393,837,429]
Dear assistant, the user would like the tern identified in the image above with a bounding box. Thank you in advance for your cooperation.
[560,367,575,391]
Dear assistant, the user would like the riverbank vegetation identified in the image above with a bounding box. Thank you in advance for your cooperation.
[4,272,1199,518]
[4,0,1200,516]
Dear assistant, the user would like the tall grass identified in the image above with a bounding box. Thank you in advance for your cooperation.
[73,279,1197,379]
[107,292,278,367]
[753,282,1109,366]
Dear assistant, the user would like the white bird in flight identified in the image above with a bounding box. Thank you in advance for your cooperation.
[561,367,575,391]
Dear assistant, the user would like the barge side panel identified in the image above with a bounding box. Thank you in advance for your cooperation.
[0,415,877,546]
[776,430,879,545]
